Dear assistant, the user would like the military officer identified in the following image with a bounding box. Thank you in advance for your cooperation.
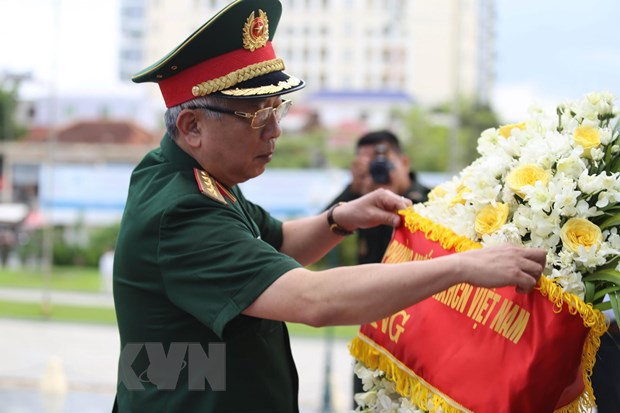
[112,1,546,412]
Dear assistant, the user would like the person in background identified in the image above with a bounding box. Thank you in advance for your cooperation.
[112,1,546,411]
[325,130,430,404]
[326,130,429,264]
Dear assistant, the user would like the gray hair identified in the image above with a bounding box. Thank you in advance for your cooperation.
[164,95,230,139]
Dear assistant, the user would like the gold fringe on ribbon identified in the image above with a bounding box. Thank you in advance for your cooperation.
[537,276,609,412]
[400,209,482,252]
[351,208,609,413]
[349,334,471,413]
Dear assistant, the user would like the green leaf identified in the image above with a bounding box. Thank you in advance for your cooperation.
[584,280,596,303]
[583,269,620,284]
[593,301,612,312]
[593,285,620,302]
[599,213,620,230]
[610,292,620,329]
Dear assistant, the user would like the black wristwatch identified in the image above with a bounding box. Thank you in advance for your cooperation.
[326,202,354,236]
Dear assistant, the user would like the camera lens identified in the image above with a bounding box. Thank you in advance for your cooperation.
[368,144,394,184]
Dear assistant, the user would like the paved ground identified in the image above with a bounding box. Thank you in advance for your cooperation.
[0,288,357,413]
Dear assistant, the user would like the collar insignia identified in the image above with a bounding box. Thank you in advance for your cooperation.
[242,9,269,52]
[194,168,227,205]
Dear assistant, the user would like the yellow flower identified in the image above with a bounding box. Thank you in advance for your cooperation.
[498,122,526,138]
[450,184,470,206]
[573,125,601,157]
[505,164,550,198]
[560,218,602,253]
[474,203,509,237]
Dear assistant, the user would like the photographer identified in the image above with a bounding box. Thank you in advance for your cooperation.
[326,130,430,264]
[325,130,430,407]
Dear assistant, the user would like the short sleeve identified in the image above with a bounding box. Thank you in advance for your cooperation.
[158,194,301,338]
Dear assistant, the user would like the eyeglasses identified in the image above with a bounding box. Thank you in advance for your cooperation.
[186,99,292,129]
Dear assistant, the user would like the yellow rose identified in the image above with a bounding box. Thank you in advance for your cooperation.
[560,218,602,253]
[450,184,470,206]
[505,164,550,198]
[498,122,526,139]
[474,203,510,237]
[573,125,601,157]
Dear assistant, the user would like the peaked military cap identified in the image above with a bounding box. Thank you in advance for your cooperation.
[132,0,305,107]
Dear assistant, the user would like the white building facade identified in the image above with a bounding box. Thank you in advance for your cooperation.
[128,0,495,126]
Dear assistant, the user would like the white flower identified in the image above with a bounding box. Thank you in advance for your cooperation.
[578,170,605,194]
[354,362,384,391]
[551,178,581,216]
[556,153,587,179]
[396,92,620,413]
[354,390,378,409]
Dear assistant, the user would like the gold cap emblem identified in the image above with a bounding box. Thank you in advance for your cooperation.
[242,10,269,52]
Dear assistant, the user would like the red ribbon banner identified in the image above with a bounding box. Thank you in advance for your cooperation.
[350,214,607,413]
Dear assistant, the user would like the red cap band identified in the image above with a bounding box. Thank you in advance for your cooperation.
[159,42,276,107]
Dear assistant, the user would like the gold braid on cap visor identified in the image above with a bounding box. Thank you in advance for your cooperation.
[191,58,289,97]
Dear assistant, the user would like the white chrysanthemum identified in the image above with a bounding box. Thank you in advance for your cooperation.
[549,267,585,300]
[599,128,613,145]
[477,127,503,156]
[528,210,561,249]
[551,178,581,216]
[596,190,620,208]
[376,389,399,412]
[354,390,378,409]
[354,362,384,391]
[480,223,523,247]
[511,205,535,236]
[519,130,570,168]
[590,147,605,161]
[398,398,426,413]
[572,244,606,269]
[578,170,606,194]
[521,181,553,213]
[606,228,620,250]
[556,152,587,179]
[575,199,602,218]
[583,91,616,119]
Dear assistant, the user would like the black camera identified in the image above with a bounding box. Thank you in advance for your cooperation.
[368,144,394,184]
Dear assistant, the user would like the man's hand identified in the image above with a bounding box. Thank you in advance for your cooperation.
[331,188,412,232]
[455,245,546,294]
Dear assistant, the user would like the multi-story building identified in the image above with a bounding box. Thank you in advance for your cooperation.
[119,0,148,83]
[129,0,495,128]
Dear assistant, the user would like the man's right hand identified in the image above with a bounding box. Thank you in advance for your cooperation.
[455,245,546,294]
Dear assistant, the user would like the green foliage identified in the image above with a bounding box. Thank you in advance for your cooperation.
[402,107,451,172]
[17,223,120,268]
[407,99,499,172]
[0,79,26,141]
[269,129,329,168]
[0,300,116,324]
[0,266,102,291]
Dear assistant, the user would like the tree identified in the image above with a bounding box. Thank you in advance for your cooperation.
[400,99,500,172]
[0,73,28,141]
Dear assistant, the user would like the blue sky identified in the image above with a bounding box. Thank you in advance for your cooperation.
[1,0,619,122]
[492,0,620,120]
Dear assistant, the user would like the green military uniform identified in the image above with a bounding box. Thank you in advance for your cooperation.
[113,135,303,412]
[114,0,307,410]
